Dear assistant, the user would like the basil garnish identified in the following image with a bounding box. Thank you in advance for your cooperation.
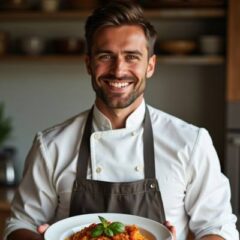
[91,216,125,237]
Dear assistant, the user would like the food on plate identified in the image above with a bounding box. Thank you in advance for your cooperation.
[67,216,149,240]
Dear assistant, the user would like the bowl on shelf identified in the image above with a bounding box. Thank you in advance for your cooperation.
[40,0,60,12]
[199,35,224,55]
[54,37,85,54]
[20,36,46,55]
[159,40,197,55]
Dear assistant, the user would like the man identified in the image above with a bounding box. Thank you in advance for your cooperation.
[4,1,238,240]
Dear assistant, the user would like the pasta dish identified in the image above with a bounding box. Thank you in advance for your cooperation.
[67,216,149,240]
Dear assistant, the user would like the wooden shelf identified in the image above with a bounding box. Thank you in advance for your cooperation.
[157,55,225,65]
[0,10,89,21]
[144,8,226,19]
[0,8,226,21]
[0,55,84,62]
[0,54,225,65]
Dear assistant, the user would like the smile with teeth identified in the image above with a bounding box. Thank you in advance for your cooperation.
[108,82,130,88]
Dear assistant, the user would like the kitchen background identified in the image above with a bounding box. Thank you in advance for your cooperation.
[0,0,240,237]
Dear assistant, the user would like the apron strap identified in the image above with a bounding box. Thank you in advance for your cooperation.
[77,107,93,179]
[76,106,156,181]
[143,106,156,178]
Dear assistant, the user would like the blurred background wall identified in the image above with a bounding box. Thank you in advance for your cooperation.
[0,18,226,180]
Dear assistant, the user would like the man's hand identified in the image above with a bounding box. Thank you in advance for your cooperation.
[7,224,49,240]
[37,224,49,235]
[164,221,176,240]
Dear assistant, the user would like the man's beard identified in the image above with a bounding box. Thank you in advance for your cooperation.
[92,75,146,109]
[95,88,140,109]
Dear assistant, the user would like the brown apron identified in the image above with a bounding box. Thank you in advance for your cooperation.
[69,107,166,224]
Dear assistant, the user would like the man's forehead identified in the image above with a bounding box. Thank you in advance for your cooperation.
[92,26,148,49]
[94,25,146,40]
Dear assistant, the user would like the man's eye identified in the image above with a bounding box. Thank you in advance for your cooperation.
[126,55,139,61]
[99,54,112,61]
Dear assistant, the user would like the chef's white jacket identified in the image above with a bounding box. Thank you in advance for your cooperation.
[4,100,239,240]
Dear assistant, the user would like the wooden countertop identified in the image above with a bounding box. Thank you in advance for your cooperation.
[0,187,16,211]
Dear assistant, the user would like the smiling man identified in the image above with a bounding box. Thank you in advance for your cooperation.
[86,25,156,128]
[4,1,239,240]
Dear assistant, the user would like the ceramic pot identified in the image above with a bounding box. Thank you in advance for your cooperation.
[199,35,224,55]
[20,36,46,55]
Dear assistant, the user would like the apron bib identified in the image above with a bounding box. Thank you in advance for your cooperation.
[69,107,166,223]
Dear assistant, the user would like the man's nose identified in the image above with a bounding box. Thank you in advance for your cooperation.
[111,57,126,77]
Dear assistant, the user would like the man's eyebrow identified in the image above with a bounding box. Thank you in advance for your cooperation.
[124,50,143,56]
[93,50,143,56]
[94,50,113,55]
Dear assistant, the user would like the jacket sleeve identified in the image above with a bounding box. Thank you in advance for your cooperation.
[3,132,58,240]
[185,128,239,239]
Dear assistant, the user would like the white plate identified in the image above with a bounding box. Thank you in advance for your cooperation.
[44,213,173,240]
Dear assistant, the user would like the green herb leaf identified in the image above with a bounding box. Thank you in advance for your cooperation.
[104,228,114,237]
[109,222,125,234]
[91,223,104,237]
[98,216,109,228]
[91,216,125,238]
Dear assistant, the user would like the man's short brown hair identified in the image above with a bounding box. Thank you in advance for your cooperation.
[85,0,157,57]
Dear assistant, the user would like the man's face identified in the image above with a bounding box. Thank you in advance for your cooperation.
[86,25,156,110]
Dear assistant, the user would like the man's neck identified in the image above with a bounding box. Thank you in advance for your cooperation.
[95,97,143,129]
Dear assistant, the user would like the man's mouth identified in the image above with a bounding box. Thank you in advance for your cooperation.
[99,75,135,92]
[108,81,130,88]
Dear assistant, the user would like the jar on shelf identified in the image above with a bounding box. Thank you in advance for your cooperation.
[41,0,60,12]
[199,35,225,55]
[54,37,85,54]
[20,36,46,55]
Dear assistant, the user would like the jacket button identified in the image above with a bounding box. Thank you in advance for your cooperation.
[96,167,102,173]
[94,133,101,140]
[135,166,141,172]
[150,183,156,189]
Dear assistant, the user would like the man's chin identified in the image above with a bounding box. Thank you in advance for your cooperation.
[104,102,133,109]
[95,89,142,109]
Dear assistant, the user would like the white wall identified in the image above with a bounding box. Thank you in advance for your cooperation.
[0,62,94,180]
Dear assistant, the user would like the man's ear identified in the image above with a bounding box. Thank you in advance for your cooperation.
[85,55,92,75]
[146,54,156,79]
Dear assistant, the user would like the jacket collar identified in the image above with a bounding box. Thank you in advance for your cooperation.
[92,100,146,131]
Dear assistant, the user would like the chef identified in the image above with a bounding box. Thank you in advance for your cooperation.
[4,1,238,240]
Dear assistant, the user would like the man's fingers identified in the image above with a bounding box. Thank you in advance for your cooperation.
[164,221,176,240]
[37,224,49,234]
